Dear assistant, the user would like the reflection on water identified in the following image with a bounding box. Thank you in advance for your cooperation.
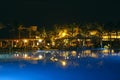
[0,49,120,67]
[0,49,120,80]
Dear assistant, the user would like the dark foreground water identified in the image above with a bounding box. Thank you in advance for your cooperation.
[0,49,120,80]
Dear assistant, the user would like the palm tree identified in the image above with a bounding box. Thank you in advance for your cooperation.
[18,25,24,39]
[80,23,91,47]
[94,23,104,48]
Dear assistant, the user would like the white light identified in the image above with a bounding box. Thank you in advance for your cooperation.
[39,39,42,42]
[37,42,39,45]
[16,54,19,57]
[54,58,58,61]
[47,43,50,45]
[38,55,43,59]
[78,56,80,58]
[24,54,28,58]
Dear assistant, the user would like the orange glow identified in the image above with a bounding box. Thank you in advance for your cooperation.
[16,40,19,43]
[23,39,28,43]
[90,31,97,35]
[111,36,116,38]
[102,36,109,39]
[58,29,67,38]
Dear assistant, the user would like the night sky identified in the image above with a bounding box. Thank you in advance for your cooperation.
[0,0,120,26]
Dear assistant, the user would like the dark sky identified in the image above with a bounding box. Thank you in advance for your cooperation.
[0,0,120,25]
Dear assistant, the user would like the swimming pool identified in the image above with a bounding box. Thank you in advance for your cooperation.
[0,50,120,80]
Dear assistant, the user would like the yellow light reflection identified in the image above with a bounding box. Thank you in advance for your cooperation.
[54,58,58,61]
[91,53,98,58]
[84,50,91,55]
[71,51,77,56]
[61,60,67,67]
[50,57,58,62]
[102,49,109,54]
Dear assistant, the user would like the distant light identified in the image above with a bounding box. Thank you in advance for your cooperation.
[24,54,28,58]
[61,61,67,66]
[47,43,50,46]
[62,32,66,37]
[38,39,42,42]
[38,55,43,59]
[37,42,39,45]
[50,57,58,62]
[14,45,17,47]
[65,56,69,59]
[90,31,97,35]
[84,50,91,54]
[54,58,58,61]
[102,49,109,54]
[52,42,55,46]
[77,39,80,41]
[71,51,77,56]
[78,56,80,58]
[23,39,28,43]
[14,54,19,57]
[16,54,19,57]
[16,40,19,43]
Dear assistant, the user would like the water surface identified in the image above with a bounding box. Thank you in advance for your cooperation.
[0,49,120,80]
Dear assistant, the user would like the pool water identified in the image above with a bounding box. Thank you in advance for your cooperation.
[0,50,120,80]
